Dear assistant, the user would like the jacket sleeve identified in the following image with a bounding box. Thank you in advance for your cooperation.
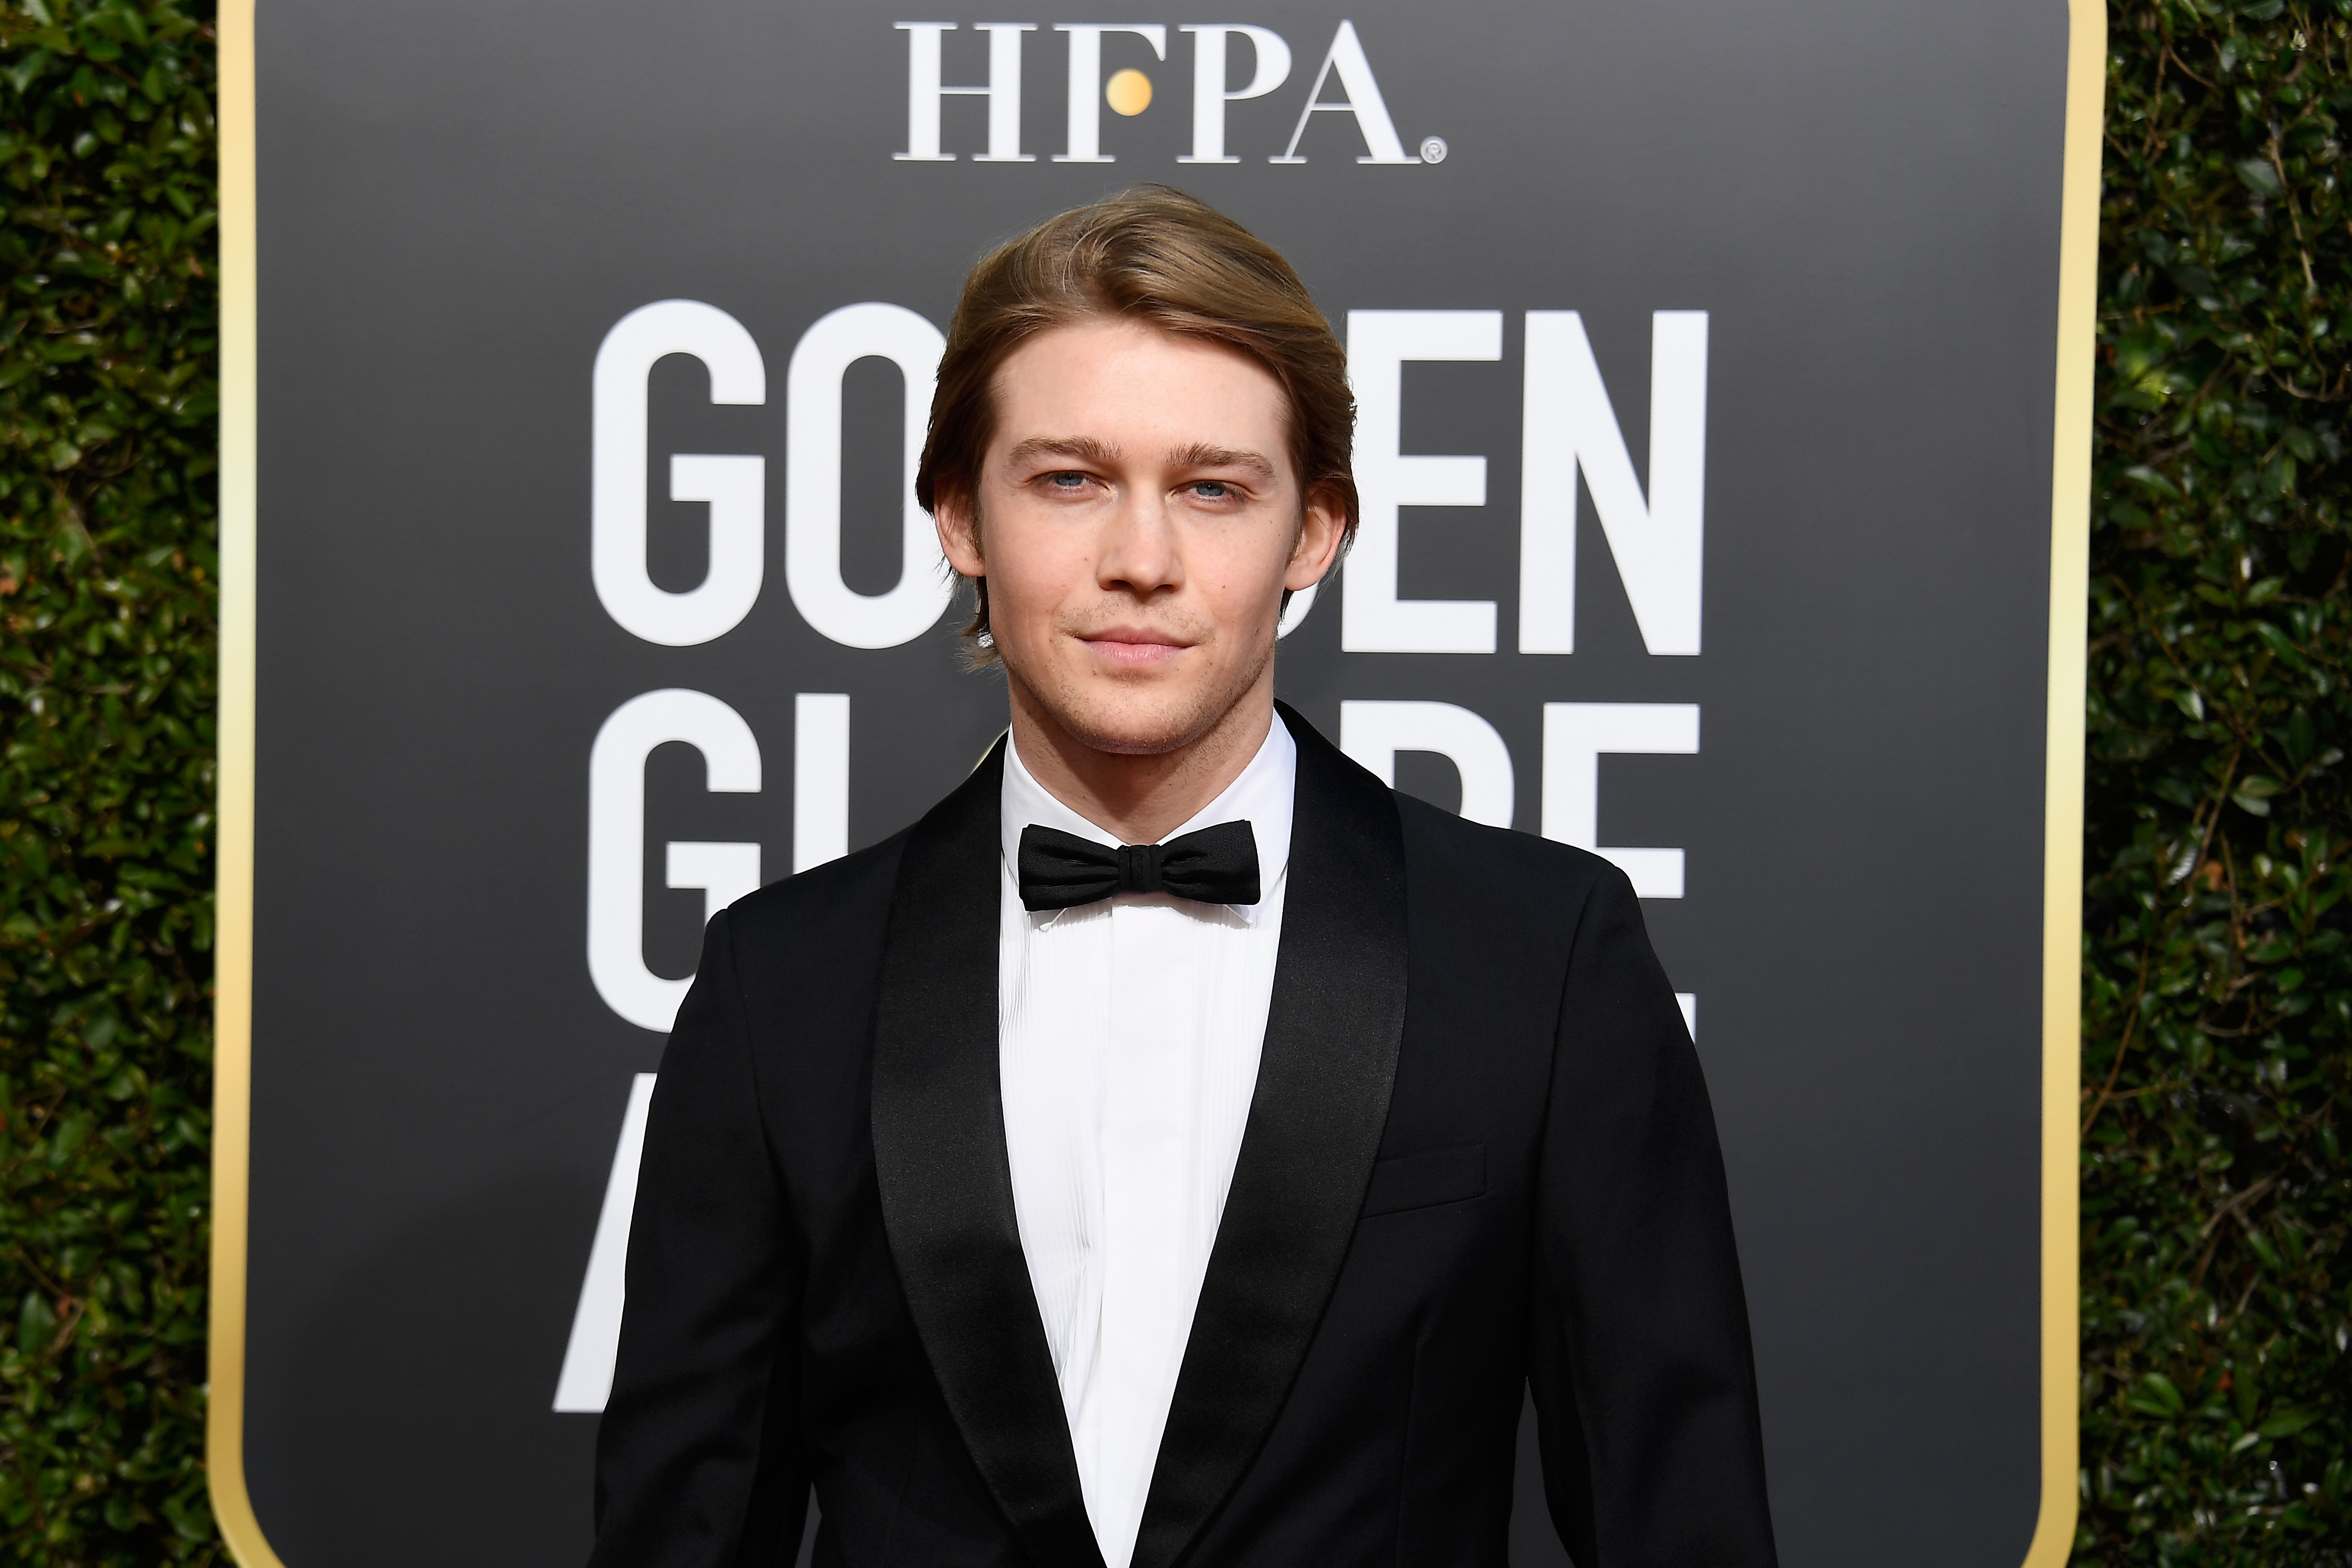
[590,909,810,1567]
[1527,865,1777,1567]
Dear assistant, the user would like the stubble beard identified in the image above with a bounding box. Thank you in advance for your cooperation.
[1004,610,1276,760]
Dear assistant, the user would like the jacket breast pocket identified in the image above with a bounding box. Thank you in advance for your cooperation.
[1361,1143,1486,1218]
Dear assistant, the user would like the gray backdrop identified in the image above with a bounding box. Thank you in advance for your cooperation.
[244,0,2070,1562]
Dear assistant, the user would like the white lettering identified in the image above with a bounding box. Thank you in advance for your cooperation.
[590,301,766,647]
[1340,700,1515,827]
[894,22,1035,161]
[1177,24,1291,163]
[586,689,762,1033]
[1276,580,1317,636]
[1343,310,1501,653]
[1055,24,1167,162]
[1540,702,1699,898]
[1272,20,1413,164]
[784,303,953,649]
[664,841,762,926]
[1519,311,1708,655]
[794,693,851,872]
[552,1072,658,1414]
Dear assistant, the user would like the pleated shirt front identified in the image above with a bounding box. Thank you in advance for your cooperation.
[995,717,1295,1568]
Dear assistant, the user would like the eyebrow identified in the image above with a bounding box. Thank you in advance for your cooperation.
[1001,435,1279,483]
[1171,443,1278,481]
[1004,434,1120,468]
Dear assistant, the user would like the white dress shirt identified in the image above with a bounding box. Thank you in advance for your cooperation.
[997,716,1295,1568]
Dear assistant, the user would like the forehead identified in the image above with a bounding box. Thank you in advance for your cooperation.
[988,319,1290,458]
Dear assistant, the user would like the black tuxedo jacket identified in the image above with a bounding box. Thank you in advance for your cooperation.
[592,706,1775,1568]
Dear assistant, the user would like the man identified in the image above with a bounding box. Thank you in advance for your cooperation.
[591,187,1775,1568]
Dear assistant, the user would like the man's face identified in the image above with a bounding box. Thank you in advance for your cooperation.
[936,317,1344,756]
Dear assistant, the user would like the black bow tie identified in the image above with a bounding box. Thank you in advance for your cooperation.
[1017,820,1261,912]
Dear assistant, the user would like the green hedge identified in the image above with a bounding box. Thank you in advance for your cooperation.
[2079,2,2351,1562]
[0,1,2346,1564]
[0,0,219,1561]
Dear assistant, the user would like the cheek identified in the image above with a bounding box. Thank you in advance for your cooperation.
[982,510,1090,613]
[1201,526,1296,610]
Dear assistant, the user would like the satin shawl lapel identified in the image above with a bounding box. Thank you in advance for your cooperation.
[870,740,1105,1568]
[1131,704,1411,1568]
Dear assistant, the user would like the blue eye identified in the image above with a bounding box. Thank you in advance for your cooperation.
[1194,481,1229,499]
[1048,472,1088,489]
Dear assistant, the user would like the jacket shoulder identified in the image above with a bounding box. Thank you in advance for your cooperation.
[1389,788,1628,920]
[719,825,912,956]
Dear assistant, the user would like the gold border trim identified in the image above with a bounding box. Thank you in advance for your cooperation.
[206,0,282,1562]
[201,3,2102,1560]
[2022,0,2103,1563]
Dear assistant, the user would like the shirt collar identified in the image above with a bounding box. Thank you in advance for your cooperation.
[1000,711,1297,920]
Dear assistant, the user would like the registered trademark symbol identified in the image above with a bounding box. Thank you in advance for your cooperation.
[1419,135,1448,164]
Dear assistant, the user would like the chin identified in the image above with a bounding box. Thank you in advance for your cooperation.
[1051,694,1219,757]
[1014,659,1241,758]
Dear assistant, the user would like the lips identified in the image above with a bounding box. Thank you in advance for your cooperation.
[1077,627,1191,667]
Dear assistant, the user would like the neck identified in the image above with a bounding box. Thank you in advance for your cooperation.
[1005,678,1276,845]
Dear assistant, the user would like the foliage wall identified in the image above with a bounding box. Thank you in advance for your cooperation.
[0,0,219,1561]
[0,0,2347,1565]
[2079,1,2351,1562]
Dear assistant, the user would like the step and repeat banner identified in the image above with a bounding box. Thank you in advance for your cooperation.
[211,1,2096,1563]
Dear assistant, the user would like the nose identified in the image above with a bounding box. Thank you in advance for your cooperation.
[1094,487,1183,601]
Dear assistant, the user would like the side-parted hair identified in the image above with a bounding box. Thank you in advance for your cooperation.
[914,186,1358,663]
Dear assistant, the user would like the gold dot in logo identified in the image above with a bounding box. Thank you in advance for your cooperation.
[1105,68,1152,117]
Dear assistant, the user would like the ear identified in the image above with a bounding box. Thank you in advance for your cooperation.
[1284,483,1347,593]
[934,487,985,578]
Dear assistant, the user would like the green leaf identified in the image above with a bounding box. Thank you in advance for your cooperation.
[2259,1409,2322,1439]
[2282,708,2315,766]
[17,1291,56,1358]
[2128,1373,2188,1417]
[5,48,52,93]
[2234,156,2285,196]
